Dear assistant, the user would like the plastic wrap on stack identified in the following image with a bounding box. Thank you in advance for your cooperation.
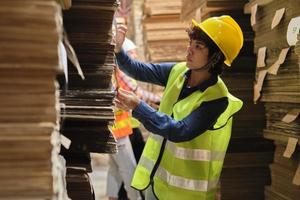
[0,1,67,199]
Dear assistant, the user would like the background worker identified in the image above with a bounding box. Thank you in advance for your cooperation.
[114,15,244,200]
[117,37,160,162]
[107,37,161,200]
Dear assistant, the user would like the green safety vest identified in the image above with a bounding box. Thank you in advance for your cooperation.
[130,117,141,128]
[131,62,243,200]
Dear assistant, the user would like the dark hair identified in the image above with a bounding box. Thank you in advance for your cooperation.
[186,26,225,75]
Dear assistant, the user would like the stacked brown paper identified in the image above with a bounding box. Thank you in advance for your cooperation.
[263,138,300,200]
[0,1,67,199]
[249,0,300,103]
[59,0,118,199]
[60,0,117,156]
[246,0,300,199]
[180,1,275,199]
[265,141,300,200]
[143,0,189,62]
[56,0,72,9]
[181,0,248,21]
[65,168,95,200]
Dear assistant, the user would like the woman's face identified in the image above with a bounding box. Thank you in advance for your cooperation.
[186,39,209,69]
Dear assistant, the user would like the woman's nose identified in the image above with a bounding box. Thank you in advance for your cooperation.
[187,45,193,54]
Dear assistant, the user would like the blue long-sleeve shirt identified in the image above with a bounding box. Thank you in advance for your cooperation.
[116,49,228,143]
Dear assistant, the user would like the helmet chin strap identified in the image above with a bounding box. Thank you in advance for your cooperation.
[191,51,222,72]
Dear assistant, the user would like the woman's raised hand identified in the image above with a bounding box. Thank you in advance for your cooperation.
[114,88,141,111]
[114,25,127,53]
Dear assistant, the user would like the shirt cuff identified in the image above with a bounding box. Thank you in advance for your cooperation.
[115,49,126,60]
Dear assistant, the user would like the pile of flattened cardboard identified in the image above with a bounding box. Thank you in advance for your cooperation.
[181,1,275,199]
[220,12,273,200]
[56,0,72,9]
[245,0,300,199]
[181,0,248,22]
[0,1,67,199]
[59,0,118,199]
[65,168,95,200]
[142,0,189,62]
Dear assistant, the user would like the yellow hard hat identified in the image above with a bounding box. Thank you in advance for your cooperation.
[192,15,243,66]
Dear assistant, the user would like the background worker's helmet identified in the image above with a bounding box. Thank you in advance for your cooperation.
[192,15,243,66]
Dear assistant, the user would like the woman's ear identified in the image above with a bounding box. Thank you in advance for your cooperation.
[209,52,223,66]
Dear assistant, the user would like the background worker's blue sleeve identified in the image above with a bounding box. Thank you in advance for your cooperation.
[132,97,228,143]
[116,49,175,86]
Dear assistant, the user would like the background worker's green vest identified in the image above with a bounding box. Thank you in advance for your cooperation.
[131,62,243,200]
[130,117,140,128]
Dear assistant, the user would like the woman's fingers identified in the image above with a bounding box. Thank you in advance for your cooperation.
[119,88,132,94]
[113,99,129,111]
[116,88,140,110]
[117,88,131,101]
[114,25,127,53]
[116,26,127,39]
[117,25,127,33]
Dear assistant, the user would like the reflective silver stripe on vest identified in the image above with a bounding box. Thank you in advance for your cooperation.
[138,150,219,192]
[150,135,225,161]
[166,142,226,161]
[138,156,155,171]
[156,167,219,192]
[150,134,164,143]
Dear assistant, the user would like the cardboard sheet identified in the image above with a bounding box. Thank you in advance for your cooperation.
[60,134,71,149]
[293,163,300,186]
[271,8,285,29]
[268,48,290,75]
[256,46,267,68]
[251,4,258,26]
[283,137,298,158]
[253,70,267,102]
[282,109,300,123]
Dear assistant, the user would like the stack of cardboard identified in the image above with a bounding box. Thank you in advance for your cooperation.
[181,1,275,199]
[65,168,95,200]
[60,0,118,199]
[249,1,300,103]
[0,1,67,199]
[143,0,189,62]
[181,0,248,22]
[220,27,274,198]
[56,0,72,9]
[245,0,300,199]
[264,141,300,200]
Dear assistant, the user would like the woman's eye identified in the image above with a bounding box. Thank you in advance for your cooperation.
[196,43,206,49]
[196,44,204,49]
